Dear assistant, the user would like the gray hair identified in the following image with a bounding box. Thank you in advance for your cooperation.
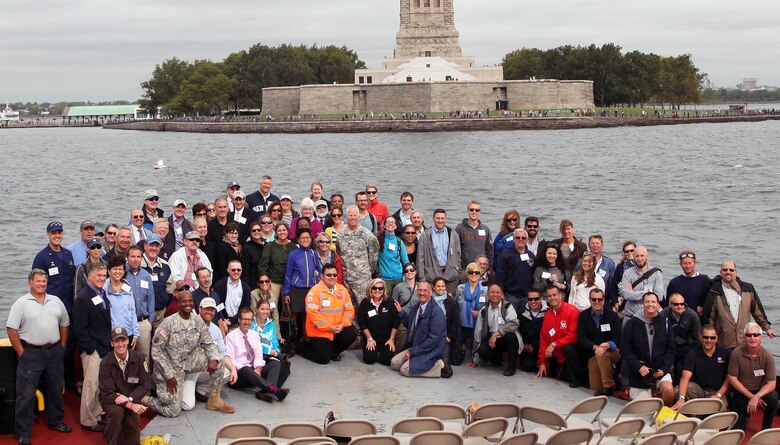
[744,322,761,335]
[28,269,48,282]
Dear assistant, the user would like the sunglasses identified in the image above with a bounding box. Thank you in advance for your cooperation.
[514,236,527,240]
[146,197,159,201]
[317,240,331,244]
[525,224,538,229]
[195,212,207,217]
[527,297,541,301]
[671,302,686,307]
[404,268,416,273]
[679,252,696,260]
[324,273,338,278]
[132,215,144,219]
[702,335,717,340]
[106,232,117,236]
[258,279,271,284]
[744,333,761,338]
[207,208,216,212]
[404,231,416,235]
[366,190,377,195]
[371,286,385,291]
[229,268,242,272]
[467,270,481,275]
[506,217,518,223]
[590,298,604,302]
[175,286,190,291]
[271,208,282,212]
[88,245,102,250]
[721,268,735,272]
[331,214,343,218]
[623,248,635,254]
[251,228,263,233]
[187,238,201,243]
[468,208,480,212]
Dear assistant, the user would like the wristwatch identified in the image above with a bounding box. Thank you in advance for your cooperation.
[128,397,133,403]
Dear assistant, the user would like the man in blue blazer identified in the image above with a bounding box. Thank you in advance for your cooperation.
[390,281,452,378]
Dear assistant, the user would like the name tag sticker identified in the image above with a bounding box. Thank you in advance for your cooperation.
[388,243,396,251]
[479,296,486,303]
[140,280,149,289]
[478,229,486,236]
[541,272,552,279]
[127,377,139,384]
[121,283,132,292]
[498,317,505,325]
[600,324,611,332]
[520,253,530,261]
[269,302,276,309]
[598,269,607,278]
[322,299,331,307]
[505,235,513,242]
[150,274,159,282]
[175,227,183,235]
[91,296,103,306]
[236,216,247,224]
[216,303,225,312]
[367,309,377,317]
[568,243,574,251]
[48,267,59,276]
[754,369,766,377]
[549,328,556,337]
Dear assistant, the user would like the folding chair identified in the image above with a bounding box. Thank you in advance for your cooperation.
[599,397,663,437]
[216,422,271,445]
[592,418,646,445]
[496,432,538,445]
[699,430,744,445]
[747,427,780,445]
[563,396,608,434]
[288,438,337,445]
[518,406,567,444]
[473,403,522,435]
[417,403,468,433]
[684,412,737,445]
[542,427,592,445]
[671,399,723,421]
[271,423,324,441]
[408,431,463,445]
[636,432,678,445]
[461,418,510,445]
[347,436,401,445]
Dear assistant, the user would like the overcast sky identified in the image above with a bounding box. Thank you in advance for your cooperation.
[3,0,778,103]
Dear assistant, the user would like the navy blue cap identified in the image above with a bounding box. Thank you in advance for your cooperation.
[86,237,102,249]
[47,221,64,233]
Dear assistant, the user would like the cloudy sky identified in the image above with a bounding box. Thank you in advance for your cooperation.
[3,0,778,102]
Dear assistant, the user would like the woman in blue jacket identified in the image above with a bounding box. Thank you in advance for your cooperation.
[283,228,320,348]
[377,216,409,297]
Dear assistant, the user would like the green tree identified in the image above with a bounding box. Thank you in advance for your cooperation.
[139,57,193,115]
[178,61,236,115]
[503,48,547,80]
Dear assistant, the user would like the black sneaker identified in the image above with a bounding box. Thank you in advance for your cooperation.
[17,437,31,445]
[255,391,274,403]
[274,388,290,401]
[503,368,516,377]
[594,387,614,397]
[441,359,453,378]
[330,353,342,362]
[49,422,72,433]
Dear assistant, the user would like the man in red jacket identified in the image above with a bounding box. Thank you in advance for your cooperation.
[536,285,582,387]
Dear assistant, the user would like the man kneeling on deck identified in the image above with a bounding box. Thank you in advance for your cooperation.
[467,284,522,376]
[145,290,235,417]
[391,281,453,378]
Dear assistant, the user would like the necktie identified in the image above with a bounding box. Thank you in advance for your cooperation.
[244,334,255,365]
[138,228,145,241]
[410,305,423,340]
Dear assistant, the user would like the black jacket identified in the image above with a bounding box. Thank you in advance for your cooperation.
[577,307,622,356]
[241,240,265,286]
[518,302,548,347]
[212,277,252,325]
[73,286,112,357]
[164,215,194,250]
[621,313,676,388]
[214,241,241,282]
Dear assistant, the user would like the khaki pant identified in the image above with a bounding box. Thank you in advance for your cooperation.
[587,349,621,391]
[153,308,166,329]
[686,382,728,410]
[80,351,103,427]
[137,319,152,363]
[390,349,444,378]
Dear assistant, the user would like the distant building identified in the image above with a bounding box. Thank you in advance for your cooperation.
[261,0,594,115]
[62,105,153,120]
[739,78,758,90]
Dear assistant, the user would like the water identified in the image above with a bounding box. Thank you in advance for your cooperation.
[1,122,778,350]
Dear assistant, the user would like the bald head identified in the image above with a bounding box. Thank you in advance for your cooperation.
[720,260,737,283]
[633,246,648,269]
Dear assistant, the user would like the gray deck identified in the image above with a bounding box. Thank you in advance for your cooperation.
[141,350,628,444]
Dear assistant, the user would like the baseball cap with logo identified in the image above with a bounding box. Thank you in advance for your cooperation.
[110,327,129,341]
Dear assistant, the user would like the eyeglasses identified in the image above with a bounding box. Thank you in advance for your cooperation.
[260,221,273,225]
[207,208,216,212]
[468,208,481,212]
[623,248,635,254]
[506,217,518,223]
[187,238,201,243]
[229,186,240,191]
[404,268,416,273]
[590,298,604,302]
[371,286,385,291]
[251,228,263,233]
[331,214,342,218]
[467,270,481,275]
[671,302,686,307]
[679,253,696,260]
[366,190,377,195]
[233,197,244,201]
[744,333,762,338]
[404,231,416,235]
[258,279,271,284]
[317,240,331,244]
[106,231,117,235]
[527,297,541,301]
[132,215,144,219]
[271,209,281,213]
[89,245,102,250]
[701,335,717,340]
[324,273,338,278]
[721,268,735,272]
[146,197,159,201]
[175,286,190,291]
[514,236,527,240]
[195,212,207,217]
[229,268,242,272]
[525,224,538,229]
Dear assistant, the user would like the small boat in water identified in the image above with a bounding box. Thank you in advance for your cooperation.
[0,103,20,121]
[154,159,166,169]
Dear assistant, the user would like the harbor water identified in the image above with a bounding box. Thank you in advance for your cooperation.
[1,122,778,355]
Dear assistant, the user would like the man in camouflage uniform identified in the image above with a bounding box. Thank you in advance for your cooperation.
[144,290,235,417]
[338,205,379,305]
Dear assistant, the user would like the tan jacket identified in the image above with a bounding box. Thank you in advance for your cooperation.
[708,277,771,348]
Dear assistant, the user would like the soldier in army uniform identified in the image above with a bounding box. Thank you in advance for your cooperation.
[145,290,235,417]
[338,205,379,305]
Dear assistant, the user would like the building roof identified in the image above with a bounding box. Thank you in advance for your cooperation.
[380,57,476,83]
[63,105,139,117]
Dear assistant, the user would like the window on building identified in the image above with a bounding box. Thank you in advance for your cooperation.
[445,75,453,81]
[424,1,430,7]
[367,76,373,84]
[359,76,365,84]
[425,51,431,57]
[406,76,413,82]
[414,0,420,8]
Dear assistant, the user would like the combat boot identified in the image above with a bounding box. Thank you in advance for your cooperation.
[207,389,235,414]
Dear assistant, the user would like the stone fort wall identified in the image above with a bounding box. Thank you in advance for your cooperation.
[261,80,595,115]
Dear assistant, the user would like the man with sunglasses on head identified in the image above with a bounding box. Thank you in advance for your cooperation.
[671,325,730,411]
[705,261,774,349]
[141,189,164,230]
[456,200,494,280]
[661,293,701,382]
[666,250,712,323]
[169,231,213,290]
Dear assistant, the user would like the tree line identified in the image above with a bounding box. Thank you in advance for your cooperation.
[702,88,780,104]
[139,44,365,116]
[503,44,706,108]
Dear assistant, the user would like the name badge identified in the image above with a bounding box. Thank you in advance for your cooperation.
[541,272,552,279]
[505,234,513,242]
[367,309,377,317]
[598,269,607,278]
[754,369,766,377]
[560,321,567,329]
[479,296,486,303]
[236,216,247,224]
[388,243,396,251]
[269,301,276,309]
[127,377,140,384]
[48,267,59,276]
[175,226,183,235]
[216,303,225,312]
[322,299,331,307]
[478,229,486,236]
[498,317,505,325]
[549,328,556,337]
[600,324,611,332]
[568,243,574,251]
[191,273,197,281]
[91,296,104,306]
[520,253,530,261]
[151,274,159,282]
[140,280,149,289]
[121,283,132,292]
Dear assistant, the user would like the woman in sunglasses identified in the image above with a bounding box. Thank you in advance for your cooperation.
[314,232,343,284]
[400,224,418,266]
[456,262,488,359]
[325,207,347,251]
[356,279,400,366]
[492,209,521,266]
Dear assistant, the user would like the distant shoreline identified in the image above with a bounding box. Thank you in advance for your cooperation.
[101,115,780,134]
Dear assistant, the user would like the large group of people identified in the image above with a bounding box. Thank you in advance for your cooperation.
[6,177,778,445]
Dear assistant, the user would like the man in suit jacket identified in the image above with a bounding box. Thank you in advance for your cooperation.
[166,199,194,252]
[129,208,153,245]
[73,262,112,432]
[212,260,252,327]
[390,282,451,378]
[577,288,622,397]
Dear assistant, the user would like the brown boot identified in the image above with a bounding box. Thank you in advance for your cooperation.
[207,389,235,414]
